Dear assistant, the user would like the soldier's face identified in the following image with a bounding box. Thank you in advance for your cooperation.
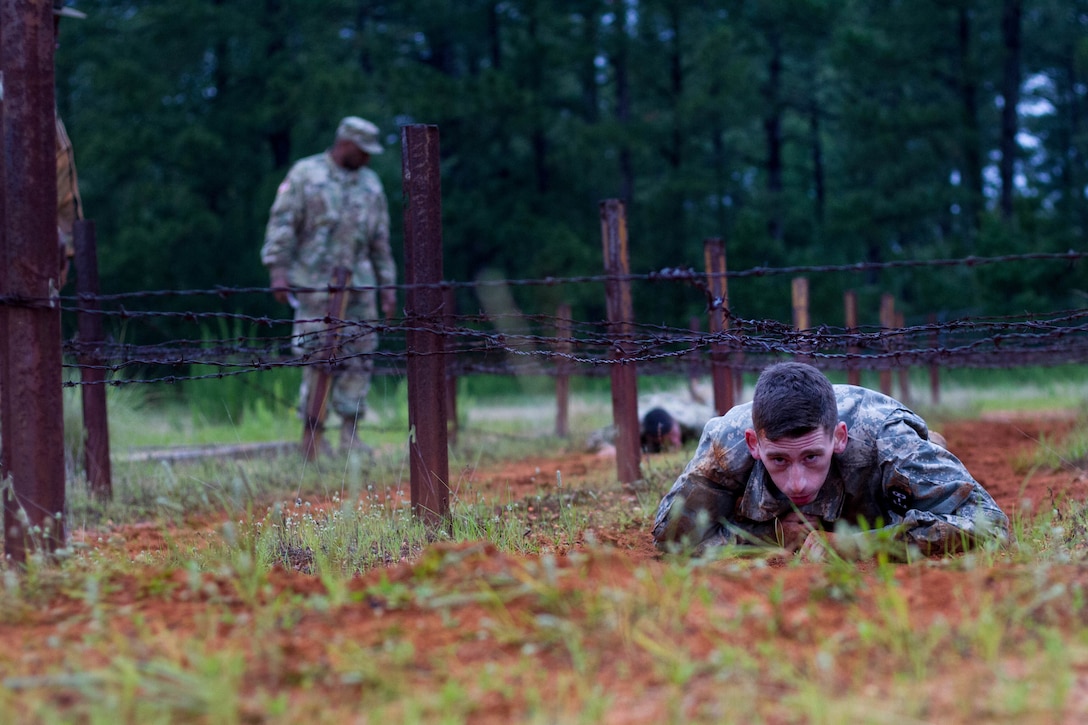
[339,142,370,170]
[745,422,848,506]
[662,423,682,451]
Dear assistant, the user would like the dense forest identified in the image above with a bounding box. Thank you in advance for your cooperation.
[51,0,1088,330]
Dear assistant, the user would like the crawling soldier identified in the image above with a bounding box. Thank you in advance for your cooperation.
[652,362,1009,560]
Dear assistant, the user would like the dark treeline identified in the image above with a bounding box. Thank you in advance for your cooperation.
[53,0,1088,335]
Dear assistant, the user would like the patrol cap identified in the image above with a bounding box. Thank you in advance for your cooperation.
[53,1,86,19]
[335,116,383,155]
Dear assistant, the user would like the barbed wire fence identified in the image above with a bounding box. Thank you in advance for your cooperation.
[4,233,1086,507]
[3,122,1087,561]
[35,248,1088,387]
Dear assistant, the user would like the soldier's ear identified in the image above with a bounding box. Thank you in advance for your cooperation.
[832,422,848,454]
[744,428,761,459]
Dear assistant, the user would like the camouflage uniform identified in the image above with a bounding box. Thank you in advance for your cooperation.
[652,385,1009,556]
[56,114,83,263]
[54,2,87,276]
[261,148,394,422]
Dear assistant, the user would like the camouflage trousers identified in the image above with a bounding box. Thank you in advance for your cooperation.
[293,292,379,423]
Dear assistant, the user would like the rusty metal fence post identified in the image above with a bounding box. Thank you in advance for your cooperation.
[1,0,67,562]
[0,3,8,496]
[402,124,450,529]
[600,199,640,484]
[74,220,111,498]
[703,238,734,415]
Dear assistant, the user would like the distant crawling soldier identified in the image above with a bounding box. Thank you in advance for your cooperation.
[653,362,1009,560]
[640,407,701,453]
[588,388,717,456]
[261,117,396,455]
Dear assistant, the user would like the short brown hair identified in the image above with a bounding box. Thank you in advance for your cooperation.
[751,362,838,440]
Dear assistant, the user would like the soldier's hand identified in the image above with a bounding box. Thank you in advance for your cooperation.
[799,530,835,562]
[270,268,291,305]
[776,511,817,553]
[58,256,71,289]
[380,288,396,319]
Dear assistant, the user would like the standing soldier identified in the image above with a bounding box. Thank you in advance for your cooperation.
[261,117,397,456]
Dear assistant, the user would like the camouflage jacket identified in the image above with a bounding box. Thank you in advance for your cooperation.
[652,385,1009,556]
[261,151,394,294]
[56,115,82,258]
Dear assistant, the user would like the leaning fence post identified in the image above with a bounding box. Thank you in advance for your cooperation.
[402,124,450,529]
[600,199,640,484]
[1,0,67,563]
[879,293,895,396]
[74,220,111,498]
[703,238,734,415]
[554,303,571,438]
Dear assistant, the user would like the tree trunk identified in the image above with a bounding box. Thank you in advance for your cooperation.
[956,5,983,240]
[763,31,783,243]
[999,0,1021,220]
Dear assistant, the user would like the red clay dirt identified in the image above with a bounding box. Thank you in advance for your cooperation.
[5,413,1088,721]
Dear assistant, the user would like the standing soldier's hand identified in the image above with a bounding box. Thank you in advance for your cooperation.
[270,268,290,305]
[58,236,70,289]
[380,288,396,319]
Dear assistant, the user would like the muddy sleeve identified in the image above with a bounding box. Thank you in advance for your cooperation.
[652,415,755,551]
[876,418,1010,555]
[652,469,738,550]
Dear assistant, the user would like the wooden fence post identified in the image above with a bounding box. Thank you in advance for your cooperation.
[554,303,571,438]
[704,238,734,416]
[879,293,895,396]
[600,199,640,484]
[895,311,910,406]
[791,276,810,361]
[929,313,940,405]
[844,289,860,386]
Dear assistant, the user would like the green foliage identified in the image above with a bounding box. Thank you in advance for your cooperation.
[51,0,1088,350]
